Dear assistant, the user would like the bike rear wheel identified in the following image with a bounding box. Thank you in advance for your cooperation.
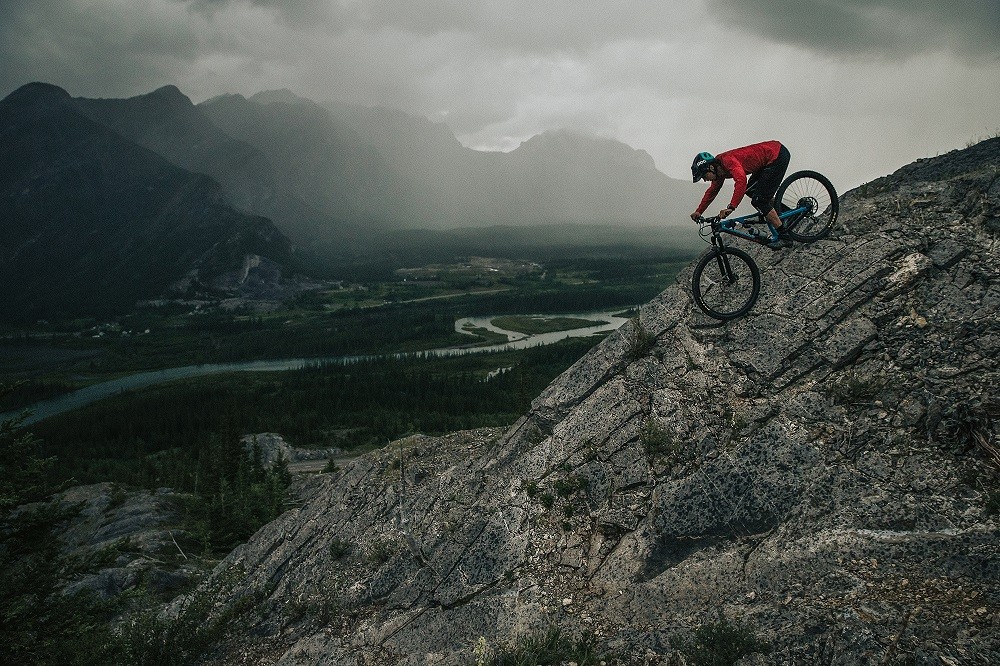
[776,170,838,243]
[692,247,761,320]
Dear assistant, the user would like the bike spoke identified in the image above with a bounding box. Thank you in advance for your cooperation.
[776,171,838,242]
[693,248,760,319]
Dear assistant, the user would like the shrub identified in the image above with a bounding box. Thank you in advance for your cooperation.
[553,475,587,497]
[671,618,769,666]
[329,537,353,560]
[115,570,257,666]
[939,399,999,464]
[640,420,680,459]
[626,319,656,362]
[367,538,398,566]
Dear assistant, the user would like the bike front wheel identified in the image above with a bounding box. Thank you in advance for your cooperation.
[776,170,838,243]
[692,247,761,320]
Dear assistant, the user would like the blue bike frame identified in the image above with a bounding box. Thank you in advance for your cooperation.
[713,204,810,244]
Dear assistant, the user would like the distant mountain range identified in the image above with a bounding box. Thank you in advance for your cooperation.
[0,81,693,320]
[74,85,691,245]
[0,83,294,321]
[200,89,692,238]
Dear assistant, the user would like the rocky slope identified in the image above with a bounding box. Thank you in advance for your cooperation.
[181,139,999,664]
[44,483,202,601]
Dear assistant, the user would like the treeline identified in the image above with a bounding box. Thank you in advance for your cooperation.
[31,338,598,490]
[304,226,699,282]
[473,281,659,316]
[13,286,642,384]
[547,256,692,281]
[4,252,686,395]
[66,304,468,377]
[179,432,291,554]
[0,378,78,412]
[1,337,602,665]
[0,424,291,664]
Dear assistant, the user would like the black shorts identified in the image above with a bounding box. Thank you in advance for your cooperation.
[746,144,790,215]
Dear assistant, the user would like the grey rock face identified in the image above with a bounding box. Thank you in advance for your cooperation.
[44,483,200,600]
[241,433,341,469]
[193,139,1000,664]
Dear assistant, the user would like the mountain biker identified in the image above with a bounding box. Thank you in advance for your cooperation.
[690,140,792,249]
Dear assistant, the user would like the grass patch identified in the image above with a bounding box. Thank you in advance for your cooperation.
[671,618,769,665]
[626,319,656,361]
[827,370,890,405]
[641,420,680,458]
[553,474,587,497]
[490,315,608,335]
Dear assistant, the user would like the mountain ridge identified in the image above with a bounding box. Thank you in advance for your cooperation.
[200,87,694,233]
[167,137,1000,664]
[73,85,338,249]
[0,78,721,322]
[0,82,296,321]
[7,80,698,260]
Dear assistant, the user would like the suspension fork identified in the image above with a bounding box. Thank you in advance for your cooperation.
[711,233,737,283]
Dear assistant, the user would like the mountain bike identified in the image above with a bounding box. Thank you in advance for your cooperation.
[691,170,838,320]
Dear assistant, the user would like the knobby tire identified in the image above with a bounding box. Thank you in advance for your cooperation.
[692,246,761,320]
[776,170,838,243]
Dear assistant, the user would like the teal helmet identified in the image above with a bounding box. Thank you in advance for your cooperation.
[691,151,715,182]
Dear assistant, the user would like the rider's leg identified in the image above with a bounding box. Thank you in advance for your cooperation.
[760,202,791,248]
[765,207,783,229]
[751,144,791,231]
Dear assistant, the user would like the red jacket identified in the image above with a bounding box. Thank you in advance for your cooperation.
[695,140,783,214]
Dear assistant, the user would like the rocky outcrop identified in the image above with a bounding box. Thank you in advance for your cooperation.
[241,433,342,469]
[187,139,999,664]
[41,483,202,600]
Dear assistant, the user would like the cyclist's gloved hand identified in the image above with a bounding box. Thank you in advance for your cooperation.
[690,212,701,222]
[719,207,735,219]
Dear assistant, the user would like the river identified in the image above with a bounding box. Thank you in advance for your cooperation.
[4,311,631,425]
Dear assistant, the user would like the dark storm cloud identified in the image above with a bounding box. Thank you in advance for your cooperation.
[0,0,206,97]
[180,0,335,27]
[0,0,996,192]
[336,1,686,51]
[177,0,692,51]
[707,0,1000,59]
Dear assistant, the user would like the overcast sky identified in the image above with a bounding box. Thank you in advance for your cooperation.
[2,0,998,193]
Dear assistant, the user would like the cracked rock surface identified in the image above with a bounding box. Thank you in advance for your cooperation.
[195,138,1000,664]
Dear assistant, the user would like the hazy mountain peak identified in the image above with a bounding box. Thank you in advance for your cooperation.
[201,92,248,106]
[145,84,192,107]
[2,81,72,107]
[517,127,619,147]
[514,127,659,172]
[250,89,314,106]
[59,82,692,233]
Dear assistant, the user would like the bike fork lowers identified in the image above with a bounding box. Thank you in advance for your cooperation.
[712,237,736,283]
